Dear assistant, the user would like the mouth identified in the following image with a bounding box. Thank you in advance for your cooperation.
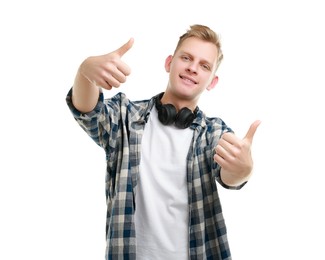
[180,75,197,84]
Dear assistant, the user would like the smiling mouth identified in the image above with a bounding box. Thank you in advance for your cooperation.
[180,75,197,84]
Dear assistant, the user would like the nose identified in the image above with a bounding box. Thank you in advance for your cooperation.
[186,62,198,74]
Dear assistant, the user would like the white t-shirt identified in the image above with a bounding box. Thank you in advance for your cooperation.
[135,107,193,260]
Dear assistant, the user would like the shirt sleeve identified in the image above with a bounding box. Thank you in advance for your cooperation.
[65,87,111,149]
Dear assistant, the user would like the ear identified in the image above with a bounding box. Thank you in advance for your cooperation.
[164,55,173,72]
[206,76,219,91]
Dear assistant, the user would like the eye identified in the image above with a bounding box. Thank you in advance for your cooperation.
[201,64,211,71]
[181,55,191,62]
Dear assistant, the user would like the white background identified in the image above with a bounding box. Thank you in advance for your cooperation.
[1,0,324,259]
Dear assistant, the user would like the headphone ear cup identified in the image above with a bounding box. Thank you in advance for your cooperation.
[175,107,196,129]
[158,104,177,125]
[154,92,197,128]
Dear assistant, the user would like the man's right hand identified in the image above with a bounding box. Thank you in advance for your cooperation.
[72,38,134,113]
[79,38,134,90]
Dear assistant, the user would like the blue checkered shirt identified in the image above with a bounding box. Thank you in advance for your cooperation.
[66,89,246,260]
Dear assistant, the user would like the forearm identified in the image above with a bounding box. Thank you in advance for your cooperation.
[72,69,100,113]
[220,167,252,187]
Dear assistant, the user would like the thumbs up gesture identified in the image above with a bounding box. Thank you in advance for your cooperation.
[214,120,261,186]
[79,38,134,90]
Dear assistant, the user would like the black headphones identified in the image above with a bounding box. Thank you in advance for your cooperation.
[154,92,198,129]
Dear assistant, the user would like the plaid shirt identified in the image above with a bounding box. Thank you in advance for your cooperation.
[66,89,246,260]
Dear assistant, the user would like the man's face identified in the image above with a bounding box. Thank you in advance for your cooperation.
[165,37,219,101]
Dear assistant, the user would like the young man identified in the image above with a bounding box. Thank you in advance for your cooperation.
[66,24,260,260]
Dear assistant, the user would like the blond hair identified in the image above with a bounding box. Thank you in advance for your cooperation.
[174,24,224,70]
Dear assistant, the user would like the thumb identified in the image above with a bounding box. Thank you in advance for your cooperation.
[114,38,134,57]
[244,120,261,143]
